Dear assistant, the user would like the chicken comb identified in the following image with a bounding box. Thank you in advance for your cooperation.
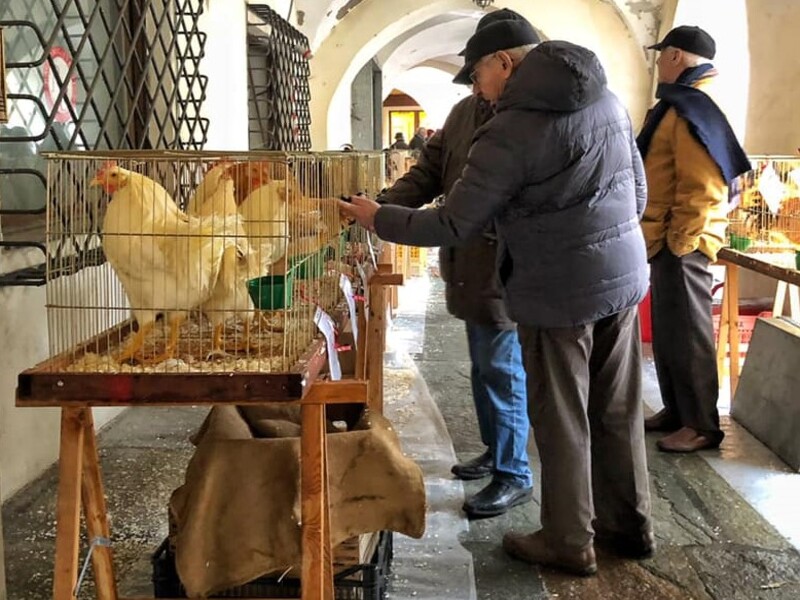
[95,160,117,177]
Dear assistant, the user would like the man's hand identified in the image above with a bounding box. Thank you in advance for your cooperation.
[338,194,380,232]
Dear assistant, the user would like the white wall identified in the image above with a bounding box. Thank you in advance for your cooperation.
[310,0,653,150]
[666,0,750,142]
[744,0,800,154]
[200,0,250,150]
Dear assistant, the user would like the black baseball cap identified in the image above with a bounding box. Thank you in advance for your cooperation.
[453,17,541,84]
[457,8,528,57]
[648,25,716,59]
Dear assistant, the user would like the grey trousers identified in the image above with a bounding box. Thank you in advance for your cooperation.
[650,248,722,440]
[518,307,651,551]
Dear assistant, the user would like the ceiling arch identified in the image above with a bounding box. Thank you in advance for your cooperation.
[308,0,653,149]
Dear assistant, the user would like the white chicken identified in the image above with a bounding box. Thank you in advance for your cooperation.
[187,162,258,356]
[230,161,290,276]
[91,162,245,364]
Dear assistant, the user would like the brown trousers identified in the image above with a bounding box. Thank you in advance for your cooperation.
[518,307,651,551]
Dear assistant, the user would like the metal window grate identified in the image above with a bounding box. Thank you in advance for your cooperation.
[0,27,7,123]
[247,5,311,152]
[0,0,209,287]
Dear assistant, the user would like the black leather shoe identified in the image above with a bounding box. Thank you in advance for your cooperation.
[644,408,680,432]
[463,480,533,519]
[594,529,656,559]
[451,450,493,481]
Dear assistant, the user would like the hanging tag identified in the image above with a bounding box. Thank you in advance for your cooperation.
[366,233,378,268]
[314,307,342,381]
[758,164,786,214]
[356,262,368,294]
[339,274,359,349]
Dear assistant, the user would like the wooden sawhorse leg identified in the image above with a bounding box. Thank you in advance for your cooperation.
[366,265,403,416]
[301,401,334,600]
[53,408,117,600]
[725,264,741,397]
[773,281,800,319]
[300,381,369,600]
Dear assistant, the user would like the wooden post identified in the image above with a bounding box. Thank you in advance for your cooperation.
[366,279,388,415]
[726,264,741,397]
[366,268,403,415]
[717,269,731,379]
[80,409,118,600]
[53,408,87,600]
[300,401,333,600]
[355,299,368,380]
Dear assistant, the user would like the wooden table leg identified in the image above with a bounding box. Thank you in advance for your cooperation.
[367,280,388,415]
[301,402,333,600]
[355,299,368,381]
[321,411,333,600]
[727,264,741,397]
[53,408,87,600]
[717,271,730,379]
[80,409,118,600]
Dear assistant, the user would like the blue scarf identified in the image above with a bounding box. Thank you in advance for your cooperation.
[636,64,751,183]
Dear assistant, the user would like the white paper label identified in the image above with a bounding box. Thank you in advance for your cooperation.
[356,262,368,293]
[366,233,377,268]
[758,164,786,215]
[339,274,358,350]
[314,307,342,381]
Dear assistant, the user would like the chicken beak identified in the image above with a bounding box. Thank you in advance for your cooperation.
[89,176,102,187]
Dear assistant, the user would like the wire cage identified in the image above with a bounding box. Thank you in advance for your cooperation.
[39,150,384,376]
[728,156,800,261]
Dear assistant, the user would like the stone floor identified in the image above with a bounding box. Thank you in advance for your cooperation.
[411,276,800,600]
[3,272,800,599]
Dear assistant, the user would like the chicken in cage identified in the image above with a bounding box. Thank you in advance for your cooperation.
[42,150,384,375]
[728,157,800,258]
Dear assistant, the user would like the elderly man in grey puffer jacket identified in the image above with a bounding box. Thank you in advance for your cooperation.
[341,27,653,576]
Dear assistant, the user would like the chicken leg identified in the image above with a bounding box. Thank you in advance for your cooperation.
[225,319,255,352]
[140,314,185,365]
[206,319,255,359]
[113,321,155,364]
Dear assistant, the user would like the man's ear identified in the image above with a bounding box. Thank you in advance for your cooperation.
[496,50,514,79]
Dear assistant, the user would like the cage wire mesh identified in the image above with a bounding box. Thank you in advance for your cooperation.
[43,150,384,374]
[728,156,800,265]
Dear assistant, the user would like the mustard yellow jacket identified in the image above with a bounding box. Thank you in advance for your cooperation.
[641,75,728,261]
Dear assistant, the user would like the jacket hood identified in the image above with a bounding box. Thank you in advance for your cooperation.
[496,41,607,113]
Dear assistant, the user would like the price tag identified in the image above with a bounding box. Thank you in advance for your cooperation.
[366,233,377,268]
[339,274,358,349]
[356,262,368,294]
[314,307,342,381]
[758,164,786,214]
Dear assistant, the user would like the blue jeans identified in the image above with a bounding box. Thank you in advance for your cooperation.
[466,322,532,488]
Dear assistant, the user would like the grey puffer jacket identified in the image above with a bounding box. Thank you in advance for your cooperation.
[375,41,649,328]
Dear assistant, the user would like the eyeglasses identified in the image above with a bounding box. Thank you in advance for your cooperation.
[468,54,498,85]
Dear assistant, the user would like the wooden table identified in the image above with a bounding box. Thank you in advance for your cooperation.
[716,247,800,397]
[16,267,402,600]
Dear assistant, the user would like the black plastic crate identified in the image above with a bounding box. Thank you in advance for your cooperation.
[153,531,393,599]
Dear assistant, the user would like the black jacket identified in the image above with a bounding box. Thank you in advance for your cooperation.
[378,96,513,328]
[375,41,649,328]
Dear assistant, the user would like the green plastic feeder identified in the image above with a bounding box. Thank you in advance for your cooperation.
[247,273,294,310]
[729,233,752,252]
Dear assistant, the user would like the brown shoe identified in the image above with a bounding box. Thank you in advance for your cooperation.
[594,529,656,559]
[657,427,720,453]
[503,530,597,576]
[644,408,680,432]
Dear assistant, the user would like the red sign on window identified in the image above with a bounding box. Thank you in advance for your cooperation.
[43,46,78,123]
